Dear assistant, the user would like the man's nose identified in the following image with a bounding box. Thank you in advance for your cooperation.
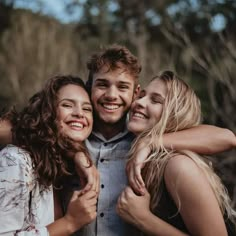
[104,86,118,100]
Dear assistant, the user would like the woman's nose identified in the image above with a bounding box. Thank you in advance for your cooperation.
[72,107,84,118]
[135,96,147,108]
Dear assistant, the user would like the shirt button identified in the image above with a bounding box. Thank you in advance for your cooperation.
[100,212,104,217]
[101,184,104,188]
[100,158,104,163]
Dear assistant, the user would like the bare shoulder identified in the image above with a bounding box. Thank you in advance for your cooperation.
[164,154,205,192]
[164,154,200,178]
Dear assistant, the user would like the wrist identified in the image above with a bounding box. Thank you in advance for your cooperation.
[46,216,79,236]
[63,215,80,234]
[138,211,155,232]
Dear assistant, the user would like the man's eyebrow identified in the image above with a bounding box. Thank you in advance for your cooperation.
[94,78,108,83]
[118,81,132,86]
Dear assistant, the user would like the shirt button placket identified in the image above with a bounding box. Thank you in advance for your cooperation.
[97,142,109,235]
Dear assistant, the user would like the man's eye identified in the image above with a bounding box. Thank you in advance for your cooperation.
[97,83,107,87]
[119,85,129,90]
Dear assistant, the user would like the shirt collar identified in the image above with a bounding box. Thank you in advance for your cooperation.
[90,127,131,143]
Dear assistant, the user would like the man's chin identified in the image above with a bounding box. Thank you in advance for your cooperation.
[99,116,123,125]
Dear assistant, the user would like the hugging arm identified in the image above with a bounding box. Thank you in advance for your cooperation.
[116,187,189,236]
[162,125,236,154]
[47,190,97,236]
[127,125,236,194]
[118,156,228,236]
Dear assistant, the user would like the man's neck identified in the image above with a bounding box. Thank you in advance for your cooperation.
[93,119,126,140]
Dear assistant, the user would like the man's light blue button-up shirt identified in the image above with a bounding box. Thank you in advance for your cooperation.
[76,129,135,236]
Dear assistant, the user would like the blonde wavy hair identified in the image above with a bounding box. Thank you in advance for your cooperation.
[128,70,236,223]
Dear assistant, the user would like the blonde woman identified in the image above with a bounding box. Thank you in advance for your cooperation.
[117,71,236,236]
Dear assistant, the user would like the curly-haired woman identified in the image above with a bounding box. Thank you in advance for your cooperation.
[0,75,98,235]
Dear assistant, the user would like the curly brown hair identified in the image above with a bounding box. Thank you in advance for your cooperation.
[12,75,91,188]
[86,44,141,94]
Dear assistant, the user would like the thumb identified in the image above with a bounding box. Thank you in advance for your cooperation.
[70,190,83,201]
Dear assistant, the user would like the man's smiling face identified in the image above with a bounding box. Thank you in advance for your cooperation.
[91,66,138,126]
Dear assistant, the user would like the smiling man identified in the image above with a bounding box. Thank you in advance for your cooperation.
[89,63,140,139]
[78,45,141,236]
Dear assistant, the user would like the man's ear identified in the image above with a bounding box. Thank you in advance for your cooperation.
[133,84,141,100]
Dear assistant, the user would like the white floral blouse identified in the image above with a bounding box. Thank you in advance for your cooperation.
[0,145,54,235]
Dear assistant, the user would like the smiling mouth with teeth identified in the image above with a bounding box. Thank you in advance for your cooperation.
[133,112,147,119]
[102,104,121,110]
[69,122,84,128]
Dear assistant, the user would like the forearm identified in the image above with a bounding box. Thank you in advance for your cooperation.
[138,212,189,236]
[163,125,236,155]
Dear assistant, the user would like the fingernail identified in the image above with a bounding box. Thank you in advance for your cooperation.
[139,188,145,195]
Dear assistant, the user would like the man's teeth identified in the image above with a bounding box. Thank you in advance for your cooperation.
[103,104,120,110]
[70,122,83,128]
[133,112,146,119]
